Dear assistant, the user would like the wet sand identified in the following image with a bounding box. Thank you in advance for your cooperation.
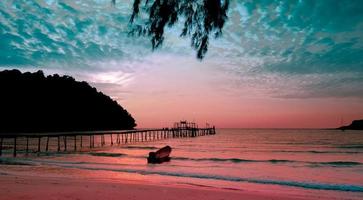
[0,173,314,200]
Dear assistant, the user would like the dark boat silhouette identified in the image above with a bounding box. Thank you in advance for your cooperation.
[147,146,172,164]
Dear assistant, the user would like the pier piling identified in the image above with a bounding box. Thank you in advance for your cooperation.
[13,137,16,157]
[38,137,41,153]
[64,136,67,151]
[74,135,77,151]
[58,136,60,152]
[0,137,2,156]
[46,137,49,151]
[26,137,29,153]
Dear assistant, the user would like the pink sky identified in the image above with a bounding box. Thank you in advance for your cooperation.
[124,94,363,129]
[89,54,363,129]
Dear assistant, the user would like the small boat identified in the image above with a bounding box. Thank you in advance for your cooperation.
[147,146,172,164]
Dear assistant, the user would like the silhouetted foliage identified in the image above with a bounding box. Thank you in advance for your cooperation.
[0,69,136,133]
[129,0,229,59]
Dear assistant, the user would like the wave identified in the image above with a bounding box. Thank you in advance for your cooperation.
[172,157,294,164]
[170,157,362,167]
[123,146,158,150]
[87,152,127,157]
[3,155,360,169]
[214,149,362,155]
[337,145,363,149]
[4,152,359,168]
[2,158,145,168]
[316,161,361,166]
[306,150,361,154]
[0,158,34,166]
[56,164,363,193]
[274,150,361,154]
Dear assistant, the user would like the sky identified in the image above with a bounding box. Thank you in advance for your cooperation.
[1,0,363,128]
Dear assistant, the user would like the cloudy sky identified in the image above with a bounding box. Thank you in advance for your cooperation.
[1,0,363,128]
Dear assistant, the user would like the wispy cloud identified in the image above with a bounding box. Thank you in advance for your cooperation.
[1,0,363,101]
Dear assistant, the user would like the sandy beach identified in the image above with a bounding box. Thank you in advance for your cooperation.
[0,162,314,200]
[0,173,312,200]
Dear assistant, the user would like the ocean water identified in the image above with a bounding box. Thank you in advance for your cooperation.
[1,129,363,199]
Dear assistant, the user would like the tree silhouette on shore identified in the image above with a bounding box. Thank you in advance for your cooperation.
[338,120,363,130]
[0,69,136,133]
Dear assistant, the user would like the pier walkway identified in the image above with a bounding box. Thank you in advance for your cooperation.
[0,122,216,157]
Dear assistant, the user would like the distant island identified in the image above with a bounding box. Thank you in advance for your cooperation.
[338,119,363,130]
[0,69,136,133]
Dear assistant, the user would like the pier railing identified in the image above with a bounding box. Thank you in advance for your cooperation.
[0,127,216,157]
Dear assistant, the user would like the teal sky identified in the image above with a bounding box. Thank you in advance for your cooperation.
[1,0,363,128]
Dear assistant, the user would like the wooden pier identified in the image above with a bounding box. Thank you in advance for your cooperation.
[0,122,216,157]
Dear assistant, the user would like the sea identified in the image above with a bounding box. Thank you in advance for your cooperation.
[1,129,363,199]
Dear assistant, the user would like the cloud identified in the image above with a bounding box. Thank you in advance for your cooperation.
[1,0,363,100]
[204,0,363,99]
[213,0,363,73]
[0,0,151,68]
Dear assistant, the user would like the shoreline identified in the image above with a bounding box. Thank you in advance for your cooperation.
[1,153,362,200]
[0,173,313,200]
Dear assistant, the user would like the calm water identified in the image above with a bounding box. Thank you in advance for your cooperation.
[1,129,363,199]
